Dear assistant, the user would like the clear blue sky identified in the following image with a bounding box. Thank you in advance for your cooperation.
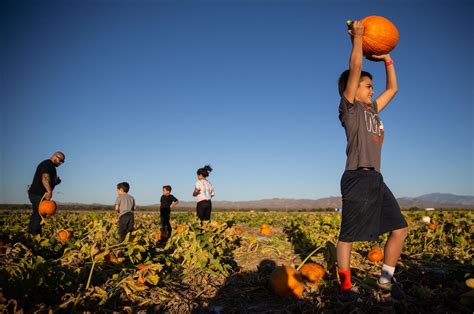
[1,0,472,205]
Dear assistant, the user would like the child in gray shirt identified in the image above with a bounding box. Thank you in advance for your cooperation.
[115,182,136,242]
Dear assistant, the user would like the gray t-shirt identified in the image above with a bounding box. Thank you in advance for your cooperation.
[115,194,135,217]
[339,96,384,173]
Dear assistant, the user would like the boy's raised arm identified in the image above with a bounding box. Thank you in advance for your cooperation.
[374,54,398,112]
[343,21,364,103]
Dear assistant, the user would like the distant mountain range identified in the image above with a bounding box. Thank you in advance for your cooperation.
[150,193,474,209]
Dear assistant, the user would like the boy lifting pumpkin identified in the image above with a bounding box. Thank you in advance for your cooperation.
[337,20,408,300]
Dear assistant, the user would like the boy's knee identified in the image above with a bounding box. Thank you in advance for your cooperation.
[392,227,408,239]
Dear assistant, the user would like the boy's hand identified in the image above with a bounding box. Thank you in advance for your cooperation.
[369,54,391,62]
[348,20,364,37]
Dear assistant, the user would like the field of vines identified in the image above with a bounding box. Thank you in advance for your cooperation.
[0,210,473,313]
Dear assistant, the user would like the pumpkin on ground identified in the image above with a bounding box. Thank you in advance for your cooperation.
[299,263,325,284]
[368,246,384,263]
[270,266,304,298]
[39,199,57,216]
[428,223,437,231]
[57,230,70,243]
[260,224,272,236]
[347,16,399,57]
[176,225,186,234]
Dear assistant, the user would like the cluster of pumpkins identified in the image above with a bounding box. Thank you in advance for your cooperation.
[270,264,325,298]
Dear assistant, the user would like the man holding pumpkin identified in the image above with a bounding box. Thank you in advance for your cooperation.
[337,20,408,300]
[27,151,65,235]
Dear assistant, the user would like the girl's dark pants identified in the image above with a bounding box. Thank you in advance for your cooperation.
[196,200,212,221]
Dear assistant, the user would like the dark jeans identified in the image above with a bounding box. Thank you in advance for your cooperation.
[196,200,212,221]
[160,215,172,235]
[28,192,43,235]
[119,212,134,242]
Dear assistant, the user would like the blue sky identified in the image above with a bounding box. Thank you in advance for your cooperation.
[1,0,472,205]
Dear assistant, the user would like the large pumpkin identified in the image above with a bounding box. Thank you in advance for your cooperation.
[368,246,384,263]
[299,263,325,283]
[270,266,304,298]
[349,16,399,57]
[39,199,57,216]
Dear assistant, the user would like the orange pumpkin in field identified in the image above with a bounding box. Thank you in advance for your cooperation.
[428,223,437,231]
[260,224,272,236]
[299,263,325,283]
[270,266,304,298]
[348,16,399,57]
[368,246,384,263]
[156,231,169,241]
[176,225,186,234]
[39,199,57,216]
[57,230,70,243]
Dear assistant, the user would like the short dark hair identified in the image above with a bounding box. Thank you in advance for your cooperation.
[338,70,373,97]
[197,164,213,178]
[163,185,172,192]
[117,182,130,193]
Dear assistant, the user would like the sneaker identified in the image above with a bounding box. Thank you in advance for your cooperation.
[339,286,362,303]
[376,277,405,300]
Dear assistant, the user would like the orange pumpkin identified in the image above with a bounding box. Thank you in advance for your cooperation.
[428,223,437,231]
[368,246,384,263]
[57,230,70,243]
[270,266,304,298]
[137,276,146,284]
[260,224,272,236]
[39,199,57,216]
[156,231,169,241]
[299,264,325,283]
[176,225,186,234]
[349,16,399,57]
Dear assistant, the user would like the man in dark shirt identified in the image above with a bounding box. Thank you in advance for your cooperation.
[160,185,179,237]
[28,151,65,234]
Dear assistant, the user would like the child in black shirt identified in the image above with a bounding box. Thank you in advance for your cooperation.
[160,185,179,236]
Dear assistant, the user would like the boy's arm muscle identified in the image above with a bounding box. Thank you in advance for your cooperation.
[375,55,398,112]
[344,21,364,103]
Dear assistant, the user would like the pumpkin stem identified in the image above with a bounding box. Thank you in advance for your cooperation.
[346,19,354,29]
[296,245,324,272]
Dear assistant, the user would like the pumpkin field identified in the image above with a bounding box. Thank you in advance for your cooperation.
[0,210,473,313]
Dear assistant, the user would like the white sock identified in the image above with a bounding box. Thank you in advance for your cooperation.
[379,264,395,284]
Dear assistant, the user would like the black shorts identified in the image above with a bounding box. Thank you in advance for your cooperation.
[339,169,407,242]
[196,200,212,221]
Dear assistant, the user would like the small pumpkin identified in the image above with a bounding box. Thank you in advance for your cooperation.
[428,223,437,231]
[57,230,70,243]
[176,225,186,234]
[260,224,272,236]
[421,216,431,224]
[137,276,146,284]
[348,16,399,57]
[299,263,325,283]
[368,246,384,263]
[270,266,304,298]
[466,278,474,289]
[156,231,169,241]
[39,199,57,216]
